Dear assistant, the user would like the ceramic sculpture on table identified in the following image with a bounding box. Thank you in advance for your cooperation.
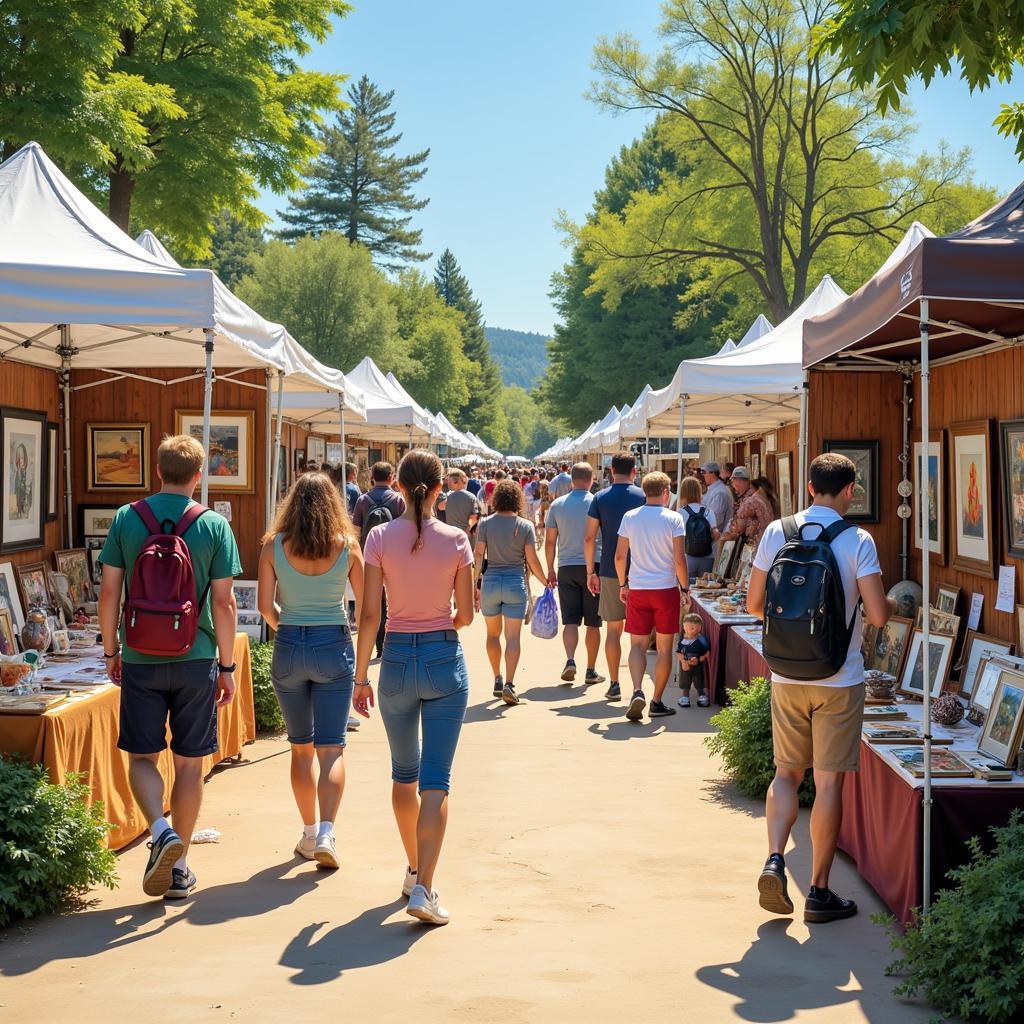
[19,607,51,653]
[931,691,965,727]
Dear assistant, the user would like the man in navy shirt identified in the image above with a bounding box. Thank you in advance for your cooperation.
[344,462,361,515]
[583,453,645,700]
[467,468,482,496]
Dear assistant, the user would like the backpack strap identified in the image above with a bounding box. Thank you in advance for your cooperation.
[693,506,707,520]
[130,499,163,536]
[821,519,857,545]
[781,516,800,542]
[174,503,209,538]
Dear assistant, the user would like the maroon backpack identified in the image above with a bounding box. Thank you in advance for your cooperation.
[124,500,210,657]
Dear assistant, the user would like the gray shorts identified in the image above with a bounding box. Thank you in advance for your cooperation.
[598,575,626,622]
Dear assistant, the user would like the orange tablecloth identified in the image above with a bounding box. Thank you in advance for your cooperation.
[0,634,255,850]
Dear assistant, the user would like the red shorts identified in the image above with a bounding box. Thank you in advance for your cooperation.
[625,587,681,636]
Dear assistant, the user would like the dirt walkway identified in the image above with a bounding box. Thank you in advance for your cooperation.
[0,617,932,1023]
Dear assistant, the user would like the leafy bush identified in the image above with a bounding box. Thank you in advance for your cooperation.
[0,759,117,927]
[704,677,815,806]
[880,810,1024,1024]
[250,638,284,734]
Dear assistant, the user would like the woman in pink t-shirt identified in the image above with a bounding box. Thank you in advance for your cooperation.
[354,449,474,926]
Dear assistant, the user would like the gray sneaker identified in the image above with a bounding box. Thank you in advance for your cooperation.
[164,866,196,900]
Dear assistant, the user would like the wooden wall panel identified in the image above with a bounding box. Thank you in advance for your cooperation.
[0,362,64,572]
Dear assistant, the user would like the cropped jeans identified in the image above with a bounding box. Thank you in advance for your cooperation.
[271,624,355,746]
[377,630,469,793]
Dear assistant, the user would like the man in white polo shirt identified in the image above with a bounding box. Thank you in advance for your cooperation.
[747,452,894,925]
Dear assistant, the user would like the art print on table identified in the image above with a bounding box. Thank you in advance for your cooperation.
[911,431,944,565]
[888,746,973,777]
[713,538,740,579]
[1,407,46,552]
[46,422,59,520]
[979,669,1024,766]
[15,561,51,612]
[0,561,25,633]
[0,606,16,654]
[898,629,954,699]
[234,580,258,612]
[776,452,793,517]
[54,548,93,607]
[935,584,960,615]
[823,440,879,522]
[958,630,1014,698]
[970,655,1024,715]
[915,605,960,640]
[87,423,150,491]
[176,411,254,494]
[236,610,263,639]
[47,572,75,622]
[865,615,913,678]
[951,420,994,577]
[999,419,1024,560]
[84,538,105,587]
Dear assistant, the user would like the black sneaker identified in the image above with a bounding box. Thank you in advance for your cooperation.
[757,854,794,915]
[584,668,605,685]
[804,887,858,923]
[164,867,197,900]
[626,689,646,720]
[493,675,504,698]
[502,682,520,706]
[561,660,577,682]
[605,682,621,701]
[649,700,676,717]
[143,827,185,896]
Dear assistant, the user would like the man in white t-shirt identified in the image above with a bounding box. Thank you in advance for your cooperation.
[747,452,894,925]
[614,471,691,721]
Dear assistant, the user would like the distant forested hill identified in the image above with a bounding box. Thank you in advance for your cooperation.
[485,326,549,390]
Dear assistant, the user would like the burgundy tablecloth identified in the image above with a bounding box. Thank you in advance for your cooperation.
[724,628,770,699]
[839,741,1024,924]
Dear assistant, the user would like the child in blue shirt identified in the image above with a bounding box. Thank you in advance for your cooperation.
[676,612,711,708]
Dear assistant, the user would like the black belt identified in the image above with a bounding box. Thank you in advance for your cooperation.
[384,629,459,645]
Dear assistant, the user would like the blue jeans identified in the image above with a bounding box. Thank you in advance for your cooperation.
[480,567,528,619]
[378,631,469,792]
[271,624,355,746]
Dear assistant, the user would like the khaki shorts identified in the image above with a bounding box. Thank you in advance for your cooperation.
[771,682,864,773]
[598,575,626,622]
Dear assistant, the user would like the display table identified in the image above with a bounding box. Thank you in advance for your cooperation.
[838,702,1024,924]
[0,634,255,850]
[724,624,771,698]
[690,593,759,705]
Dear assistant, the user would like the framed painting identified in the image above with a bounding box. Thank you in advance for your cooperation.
[293,449,306,475]
[0,560,26,632]
[749,453,761,481]
[277,447,289,499]
[912,430,945,566]
[898,628,955,699]
[47,571,75,622]
[46,422,59,521]
[950,419,994,577]
[958,630,1014,699]
[1,407,46,552]
[935,583,960,615]
[1018,605,1024,653]
[823,440,879,522]
[175,411,254,494]
[978,668,1024,766]
[971,654,1024,715]
[865,615,913,679]
[713,538,740,579]
[15,560,51,612]
[86,423,149,491]
[0,606,16,655]
[54,548,93,607]
[236,611,263,641]
[84,537,105,587]
[776,451,793,517]
[79,504,120,540]
[915,605,961,639]
[306,436,326,465]
[999,418,1024,560]
[234,580,258,613]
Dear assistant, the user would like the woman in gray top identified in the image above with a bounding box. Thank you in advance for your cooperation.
[474,480,547,706]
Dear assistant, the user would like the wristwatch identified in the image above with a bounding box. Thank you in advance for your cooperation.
[217,662,237,673]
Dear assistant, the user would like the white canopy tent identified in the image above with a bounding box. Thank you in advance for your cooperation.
[345,357,439,446]
[0,141,349,536]
[736,313,774,348]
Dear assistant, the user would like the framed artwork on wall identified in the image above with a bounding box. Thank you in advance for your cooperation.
[911,430,945,566]
[823,440,879,522]
[79,504,120,541]
[934,583,960,614]
[950,419,994,577]
[293,449,306,475]
[1,407,46,552]
[86,423,150,492]
[175,410,254,494]
[306,436,326,465]
[325,442,344,465]
[776,451,793,517]
[999,418,1024,560]
[277,447,289,499]
[0,560,26,633]
[46,422,59,521]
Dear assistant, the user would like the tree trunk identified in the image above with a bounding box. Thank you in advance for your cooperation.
[108,163,136,232]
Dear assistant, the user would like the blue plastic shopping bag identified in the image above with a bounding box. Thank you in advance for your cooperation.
[531,587,559,640]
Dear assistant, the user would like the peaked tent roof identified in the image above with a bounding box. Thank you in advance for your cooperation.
[737,313,774,347]
[345,357,437,441]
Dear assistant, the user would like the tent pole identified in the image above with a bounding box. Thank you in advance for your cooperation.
[268,371,284,523]
[338,392,346,460]
[200,329,215,506]
[798,371,809,510]
[919,297,932,915]
[900,373,912,581]
[676,397,687,497]
[645,426,651,472]
[60,326,74,547]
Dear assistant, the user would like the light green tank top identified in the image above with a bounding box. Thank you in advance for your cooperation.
[274,535,350,626]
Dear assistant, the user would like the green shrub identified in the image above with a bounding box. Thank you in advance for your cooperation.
[250,638,285,733]
[0,758,117,927]
[704,677,815,806]
[880,810,1024,1024]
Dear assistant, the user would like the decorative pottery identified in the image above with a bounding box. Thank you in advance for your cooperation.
[20,607,51,653]
[864,670,897,700]
[931,691,965,727]
[888,580,923,622]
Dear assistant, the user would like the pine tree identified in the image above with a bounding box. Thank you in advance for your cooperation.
[433,249,507,446]
[279,75,430,269]
[205,210,265,288]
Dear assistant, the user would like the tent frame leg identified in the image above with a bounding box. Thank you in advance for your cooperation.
[798,372,809,510]
[200,330,215,506]
[676,397,687,501]
[919,297,933,915]
[268,371,285,525]
[60,326,74,548]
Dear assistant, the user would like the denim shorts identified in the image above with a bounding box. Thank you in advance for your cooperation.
[377,631,469,793]
[271,624,355,746]
[480,567,528,619]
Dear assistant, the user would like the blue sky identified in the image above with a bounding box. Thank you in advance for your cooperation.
[258,0,1024,336]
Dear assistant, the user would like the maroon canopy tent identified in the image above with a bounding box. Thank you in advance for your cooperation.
[802,182,1024,913]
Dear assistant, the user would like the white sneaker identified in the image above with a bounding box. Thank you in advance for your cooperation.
[347,717,360,731]
[295,833,316,860]
[406,883,450,925]
[402,866,419,898]
[314,831,340,869]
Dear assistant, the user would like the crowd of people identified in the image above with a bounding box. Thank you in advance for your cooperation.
[98,433,888,929]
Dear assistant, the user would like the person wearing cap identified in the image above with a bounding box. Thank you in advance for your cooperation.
[722,467,774,551]
[700,461,734,538]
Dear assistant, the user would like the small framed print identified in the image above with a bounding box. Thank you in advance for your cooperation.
[1,406,47,552]
[325,442,344,465]
[776,452,793,517]
[713,538,740,579]
[970,654,1024,715]
[306,436,326,465]
[46,422,59,521]
[950,419,994,578]
[54,548,93,607]
[234,580,258,613]
[958,630,1014,699]
[898,628,955,699]
[935,584,960,615]
[293,449,306,475]
[236,611,263,640]
[912,430,945,566]
[79,504,120,541]
[978,668,1024,766]
[175,410,254,494]
[15,560,51,612]
[87,423,150,491]
[999,418,1024,560]
[864,615,913,679]
[0,560,26,633]
[1017,605,1024,653]
[0,606,16,654]
[822,440,879,522]
[84,538,105,587]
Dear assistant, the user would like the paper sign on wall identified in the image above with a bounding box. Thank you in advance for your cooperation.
[995,565,1016,614]
[214,501,232,523]
[967,592,984,631]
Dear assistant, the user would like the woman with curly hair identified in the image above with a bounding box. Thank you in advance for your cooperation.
[474,479,548,706]
[354,449,475,926]
[258,472,364,871]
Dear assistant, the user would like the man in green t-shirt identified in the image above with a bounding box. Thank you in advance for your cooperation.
[99,434,241,901]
